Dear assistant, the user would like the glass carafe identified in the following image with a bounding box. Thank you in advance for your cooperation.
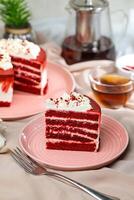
[61,0,116,65]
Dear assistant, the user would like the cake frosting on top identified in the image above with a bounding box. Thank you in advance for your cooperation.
[0,52,13,71]
[46,92,92,111]
[0,39,40,60]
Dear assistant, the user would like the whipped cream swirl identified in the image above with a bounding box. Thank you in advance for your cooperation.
[46,92,92,111]
[0,39,40,59]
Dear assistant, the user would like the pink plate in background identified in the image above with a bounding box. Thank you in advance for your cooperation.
[19,115,129,171]
[0,62,75,120]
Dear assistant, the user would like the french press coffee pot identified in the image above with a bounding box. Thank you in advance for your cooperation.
[62,0,116,65]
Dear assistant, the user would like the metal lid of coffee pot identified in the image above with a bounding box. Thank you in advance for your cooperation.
[69,0,108,12]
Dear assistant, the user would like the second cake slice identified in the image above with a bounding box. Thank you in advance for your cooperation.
[45,92,101,152]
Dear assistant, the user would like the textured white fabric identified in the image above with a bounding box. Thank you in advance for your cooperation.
[0,119,7,153]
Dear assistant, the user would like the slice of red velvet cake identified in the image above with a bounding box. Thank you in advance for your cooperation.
[0,53,14,107]
[0,39,47,95]
[45,92,101,152]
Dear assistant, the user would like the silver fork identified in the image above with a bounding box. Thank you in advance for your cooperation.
[10,147,120,200]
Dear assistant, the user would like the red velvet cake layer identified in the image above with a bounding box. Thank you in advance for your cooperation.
[15,81,48,95]
[0,68,14,76]
[46,132,95,142]
[0,101,10,107]
[14,65,40,76]
[46,140,97,151]
[45,110,100,121]
[46,118,99,130]
[46,126,98,139]
[15,76,40,86]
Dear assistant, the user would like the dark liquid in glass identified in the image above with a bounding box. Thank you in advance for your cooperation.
[91,74,133,108]
[62,36,116,65]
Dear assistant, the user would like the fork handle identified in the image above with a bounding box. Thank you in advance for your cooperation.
[45,172,120,200]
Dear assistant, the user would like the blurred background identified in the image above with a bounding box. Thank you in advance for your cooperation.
[0,0,134,56]
[26,0,134,55]
[28,0,133,20]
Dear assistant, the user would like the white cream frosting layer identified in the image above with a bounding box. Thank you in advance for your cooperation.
[41,69,47,92]
[0,119,6,151]
[0,52,13,70]
[46,116,98,124]
[46,92,92,112]
[47,124,98,134]
[0,83,13,102]
[0,39,40,59]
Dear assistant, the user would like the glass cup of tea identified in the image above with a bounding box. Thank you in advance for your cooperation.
[89,67,134,109]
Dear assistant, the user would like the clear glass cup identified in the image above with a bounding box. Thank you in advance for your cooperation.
[89,67,134,109]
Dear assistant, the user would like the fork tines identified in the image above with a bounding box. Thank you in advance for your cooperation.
[10,147,37,173]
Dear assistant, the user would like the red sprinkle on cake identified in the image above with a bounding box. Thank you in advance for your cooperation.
[0,53,14,107]
[45,92,101,152]
[0,39,47,96]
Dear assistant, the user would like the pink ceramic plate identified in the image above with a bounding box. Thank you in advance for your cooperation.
[0,62,75,120]
[19,115,129,171]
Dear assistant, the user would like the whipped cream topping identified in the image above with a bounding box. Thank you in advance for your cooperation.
[0,52,13,70]
[41,69,47,94]
[46,92,92,111]
[0,39,40,59]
